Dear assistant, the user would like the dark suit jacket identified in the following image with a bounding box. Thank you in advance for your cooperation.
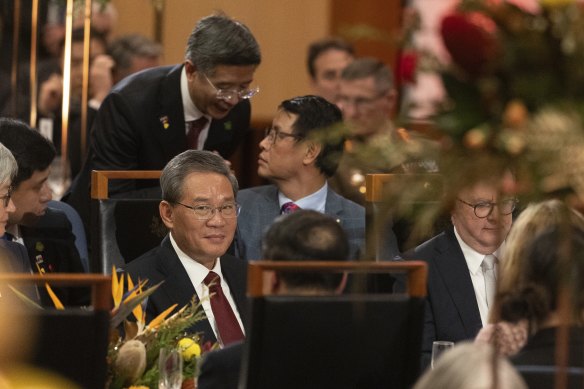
[512,327,584,389]
[0,239,39,302]
[124,235,248,344]
[65,64,251,231]
[198,341,243,389]
[234,184,366,261]
[20,207,89,306]
[406,226,483,367]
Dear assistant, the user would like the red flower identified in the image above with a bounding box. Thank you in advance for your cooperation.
[397,51,418,85]
[441,11,499,77]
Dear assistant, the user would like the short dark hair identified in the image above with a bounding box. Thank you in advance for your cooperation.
[108,34,162,73]
[0,118,56,188]
[307,37,354,79]
[341,57,393,94]
[59,26,107,53]
[262,210,349,291]
[279,95,344,177]
[185,13,261,75]
[160,150,238,204]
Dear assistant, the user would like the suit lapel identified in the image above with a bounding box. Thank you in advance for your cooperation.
[156,238,216,342]
[433,229,483,337]
[155,65,188,161]
[324,188,343,221]
[220,255,248,326]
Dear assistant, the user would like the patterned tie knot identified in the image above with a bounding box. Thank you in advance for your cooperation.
[187,117,209,149]
[203,271,221,290]
[281,202,301,215]
[481,254,497,271]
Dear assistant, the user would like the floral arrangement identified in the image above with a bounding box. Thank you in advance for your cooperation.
[107,269,215,389]
[394,0,584,208]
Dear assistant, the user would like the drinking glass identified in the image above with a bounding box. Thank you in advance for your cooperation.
[158,347,183,389]
[431,341,454,369]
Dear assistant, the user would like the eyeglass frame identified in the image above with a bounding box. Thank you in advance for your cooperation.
[0,186,12,208]
[263,127,304,145]
[173,201,241,220]
[203,74,259,102]
[456,197,518,219]
[336,91,387,112]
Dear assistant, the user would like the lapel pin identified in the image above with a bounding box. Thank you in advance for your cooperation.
[224,121,232,131]
[159,116,170,129]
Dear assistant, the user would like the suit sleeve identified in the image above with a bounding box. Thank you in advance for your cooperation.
[91,91,140,195]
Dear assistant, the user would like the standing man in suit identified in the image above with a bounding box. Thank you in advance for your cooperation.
[66,12,262,231]
[198,210,350,389]
[0,118,87,306]
[407,169,517,367]
[125,150,247,346]
[234,95,366,261]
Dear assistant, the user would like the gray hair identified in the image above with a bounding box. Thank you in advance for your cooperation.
[161,150,238,203]
[108,34,162,71]
[0,143,17,186]
[184,13,261,75]
[341,57,393,95]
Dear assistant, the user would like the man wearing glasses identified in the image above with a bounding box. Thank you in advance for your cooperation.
[125,150,247,347]
[66,13,261,232]
[234,95,365,261]
[406,169,517,368]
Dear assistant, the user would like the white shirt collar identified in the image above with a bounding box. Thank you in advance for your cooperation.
[180,66,208,122]
[169,231,223,284]
[453,226,505,274]
[278,182,328,213]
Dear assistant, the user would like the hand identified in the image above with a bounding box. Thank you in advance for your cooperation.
[89,54,115,105]
[475,320,528,356]
[38,73,63,116]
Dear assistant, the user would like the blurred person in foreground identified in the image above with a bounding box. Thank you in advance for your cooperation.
[198,210,349,389]
[413,342,526,389]
[307,37,354,103]
[477,199,584,388]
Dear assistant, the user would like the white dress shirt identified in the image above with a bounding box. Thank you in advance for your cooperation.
[180,67,211,150]
[169,233,245,341]
[453,226,504,327]
[278,182,328,213]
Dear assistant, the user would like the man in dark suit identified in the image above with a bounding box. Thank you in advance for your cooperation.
[0,118,87,306]
[124,150,247,346]
[406,170,516,367]
[198,210,350,389]
[65,13,261,232]
[234,95,367,260]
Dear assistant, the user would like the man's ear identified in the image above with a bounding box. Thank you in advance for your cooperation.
[184,60,197,80]
[159,200,174,230]
[303,142,322,166]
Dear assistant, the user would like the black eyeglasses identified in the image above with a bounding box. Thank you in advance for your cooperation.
[0,187,12,208]
[457,198,518,218]
[174,202,240,220]
[263,127,303,145]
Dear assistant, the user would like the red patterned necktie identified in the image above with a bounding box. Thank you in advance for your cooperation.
[186,117,209,149]
[203,271,245,346]
[280,201,301,214]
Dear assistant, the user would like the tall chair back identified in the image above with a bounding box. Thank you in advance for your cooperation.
[241,260,427,389]
[91,170,165,273]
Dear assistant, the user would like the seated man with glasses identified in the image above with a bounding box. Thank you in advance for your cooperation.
[234,95,366,261]
[65,13,261,235]
[124,150,247,347]
[404,168,517,369]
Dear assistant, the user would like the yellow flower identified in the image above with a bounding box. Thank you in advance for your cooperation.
[178,337,202,360]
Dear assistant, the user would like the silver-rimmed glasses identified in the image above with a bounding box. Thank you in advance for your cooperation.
[204,75,259,102]
[174,202,240,220]
[457,198,518,218]
[263,127,303,145]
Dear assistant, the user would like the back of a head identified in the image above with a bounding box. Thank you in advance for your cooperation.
[0,118,55,187]
[413,342,527,389]
[262,210,349,292]
[279,95,344,177]
[0,142,18,187]
[341,57,393,94]
[306,37,355,79]
[108,34,162,81]
[185,13,261,74]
